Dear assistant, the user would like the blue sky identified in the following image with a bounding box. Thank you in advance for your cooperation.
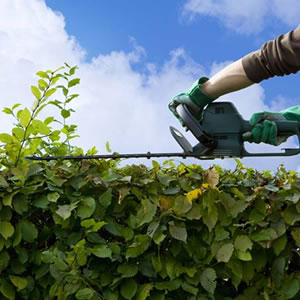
[45,0,300,103]
[1,0,300,171]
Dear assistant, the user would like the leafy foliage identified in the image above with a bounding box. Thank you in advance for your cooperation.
[0,63,83,169]
[0,66,300,299]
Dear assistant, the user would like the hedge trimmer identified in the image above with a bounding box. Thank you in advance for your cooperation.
[26,102,300,161]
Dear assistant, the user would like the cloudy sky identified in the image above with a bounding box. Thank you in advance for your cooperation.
[1,0,300,171]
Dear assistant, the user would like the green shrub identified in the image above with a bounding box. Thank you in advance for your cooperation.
[0,66,300,300]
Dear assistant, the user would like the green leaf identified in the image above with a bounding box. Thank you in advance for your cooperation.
[66,93,79,103]
[166,257,177,279]
[251,228,277,242]
[235,250,252,261]
[21,220,38,242]
[2,107,13,115]
[169,222,187,243]
[283,205,300,225]
[12,128,24,141]
[186,203,202,220]
[92,245,112,258]
[216,242,234,263]
[56,205,73,220]
[31,85,41,100]
[0,133,13,144]
[182,282,198,296]
[13,195,29,215]
[36,71,49,79]
[271,218,286,237]
[203,203,218,232]
[136,198,157,227]
[173,195,192,215]
[0,278,15,300]
[44,116,54,125]
[53,66,65,73]
[200,268,217,294]
[27,164,44,176]
[77,197,96,219]
[61,109,71,118]
[31,119,50,134]
[231,187,245,200]
[126,235,151,258]
[81,218,96,228]
[106,141,112,152]
[281,279,299,299]
[0,176,9,188]
[234,235,253,252]
[12,103,21,110]
[12,224,22,247]
[92,221,106,232]
[98,188,112,208]
[75,288,94,300]
[69,66,77,75]
[271,257,285,289]
[47,192,60,203]
[45,88,56,98]
[135,283,153,300]
[117,263,138,278]
[291,227,300,247]
[102,289,118,300]
[155,279,182,291]
[68,78,80,88]
[0,251,10,272]
[214,226,229,241]
[34,195,49,209]
[18,108,31,128]
[272,235,287,256]
[120,279,137,300]
[0,221,15,240]
[38,79,48,89]
[152,256,162,273]
[3,192,17,208]
[9,276,27,291]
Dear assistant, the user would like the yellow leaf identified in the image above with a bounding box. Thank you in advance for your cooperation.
[202,183,211,189]
[186,189,202,202]
[159,195,173,211]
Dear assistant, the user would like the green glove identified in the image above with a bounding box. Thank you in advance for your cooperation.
[169,77,216,123]
[243,106,300,146]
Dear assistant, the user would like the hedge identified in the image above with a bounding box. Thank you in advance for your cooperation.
[0,159,299,299]
[0,65,299,299]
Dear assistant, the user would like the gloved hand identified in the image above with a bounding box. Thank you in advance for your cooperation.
[169,77,216,123]
[243,106,300,145]
[242,111,288,146]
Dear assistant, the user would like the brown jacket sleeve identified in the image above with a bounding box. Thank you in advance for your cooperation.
[242,25,300,83]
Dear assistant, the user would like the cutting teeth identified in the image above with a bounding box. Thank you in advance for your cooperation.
[212,150,233,155]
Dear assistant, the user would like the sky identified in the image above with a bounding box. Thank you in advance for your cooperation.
[1,0,300,172]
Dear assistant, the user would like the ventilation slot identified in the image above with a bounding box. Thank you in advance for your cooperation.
[215,107,225,114]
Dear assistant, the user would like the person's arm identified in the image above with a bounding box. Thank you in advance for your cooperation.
[200,59,253,99]
[200,25,300,99]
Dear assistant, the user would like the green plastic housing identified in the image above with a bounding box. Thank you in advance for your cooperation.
[176,102,300,158]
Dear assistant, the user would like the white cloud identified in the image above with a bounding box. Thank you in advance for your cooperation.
[184,0,300,34]
[0,0,299,172]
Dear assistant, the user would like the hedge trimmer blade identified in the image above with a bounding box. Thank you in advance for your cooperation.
[26,102,300,161]
[26,152,215,161]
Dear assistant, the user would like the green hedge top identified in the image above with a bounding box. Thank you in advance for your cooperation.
[0,159,300,300]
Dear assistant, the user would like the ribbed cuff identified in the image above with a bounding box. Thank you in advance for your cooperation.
[189,77,215,107]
